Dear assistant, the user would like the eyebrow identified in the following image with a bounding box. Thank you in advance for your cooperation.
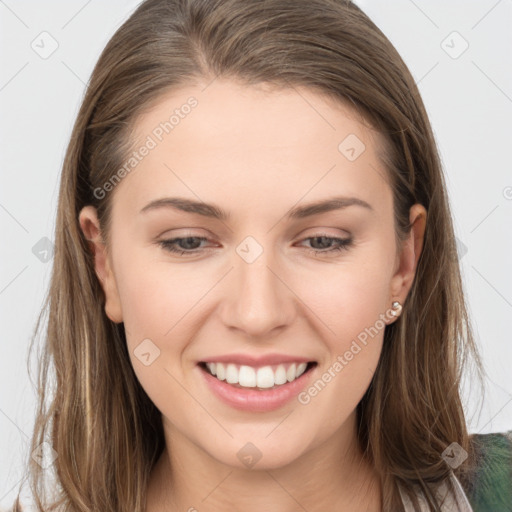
[139,195,373,220]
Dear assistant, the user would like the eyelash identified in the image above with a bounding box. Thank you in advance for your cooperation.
[158,234,353,257]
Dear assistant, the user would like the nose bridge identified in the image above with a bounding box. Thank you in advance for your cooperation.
[221,236,295,337]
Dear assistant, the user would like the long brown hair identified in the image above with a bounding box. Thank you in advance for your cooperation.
[12,0,485,510]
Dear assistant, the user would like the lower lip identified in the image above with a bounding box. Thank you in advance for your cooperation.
[198,363,316,412]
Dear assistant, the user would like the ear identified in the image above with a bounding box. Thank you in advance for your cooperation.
[78,206,123,323]
[388,203,427,315]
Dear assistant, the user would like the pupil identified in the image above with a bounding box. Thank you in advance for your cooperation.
[312,236,329,249]
[182,237,199,249]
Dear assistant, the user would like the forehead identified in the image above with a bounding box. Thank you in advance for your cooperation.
[115,78,391,219]
[133,78,385,157]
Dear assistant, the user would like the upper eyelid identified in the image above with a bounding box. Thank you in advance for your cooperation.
[158,226,351,239]
[158,233,351,243]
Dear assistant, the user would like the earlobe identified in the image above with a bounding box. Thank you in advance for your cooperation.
[389,203,427,308]
[78,206,123,323]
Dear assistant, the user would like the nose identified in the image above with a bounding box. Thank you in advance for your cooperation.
[219,247,297,339]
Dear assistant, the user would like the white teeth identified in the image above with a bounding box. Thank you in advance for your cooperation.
[239,365,256,387]
[296,362,307,378]
[204,361,311,388]
[215,362,225,380]
[274,364,287,385]
[256,366,275,388]
[286,363,297,382]
[226,363,238,384]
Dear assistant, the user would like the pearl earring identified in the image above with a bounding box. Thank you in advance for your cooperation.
[390,300,402,317]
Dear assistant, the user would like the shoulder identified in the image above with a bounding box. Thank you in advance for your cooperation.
[460,430,512,511]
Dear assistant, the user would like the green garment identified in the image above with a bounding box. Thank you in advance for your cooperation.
[462,430,512,512]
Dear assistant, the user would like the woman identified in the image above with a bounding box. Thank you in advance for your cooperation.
[11,0,512,511]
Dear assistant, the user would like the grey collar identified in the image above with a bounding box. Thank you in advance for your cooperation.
[399,472,474,511]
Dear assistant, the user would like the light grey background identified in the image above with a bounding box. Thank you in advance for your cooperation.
[1,0,511,508]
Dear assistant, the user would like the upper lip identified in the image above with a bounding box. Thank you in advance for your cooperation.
[199,353,315,367]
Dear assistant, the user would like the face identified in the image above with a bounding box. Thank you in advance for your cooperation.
[80,78,425,471]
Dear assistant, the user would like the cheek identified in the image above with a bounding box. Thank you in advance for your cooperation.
[292,248,395,344]
[114,246,208,340]
[114,254,207,408]
[287,239,395,411]
[292,262,390,429]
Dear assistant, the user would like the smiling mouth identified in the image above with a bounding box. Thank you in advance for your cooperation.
[198,361,318,390]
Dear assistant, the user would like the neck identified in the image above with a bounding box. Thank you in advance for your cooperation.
[145,413,382,512]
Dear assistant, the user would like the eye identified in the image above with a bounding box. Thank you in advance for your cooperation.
[158,236,211,256]
[157,234,353,257]
[297,235,353,256]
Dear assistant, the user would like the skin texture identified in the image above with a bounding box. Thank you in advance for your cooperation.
[79,79,427,512]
